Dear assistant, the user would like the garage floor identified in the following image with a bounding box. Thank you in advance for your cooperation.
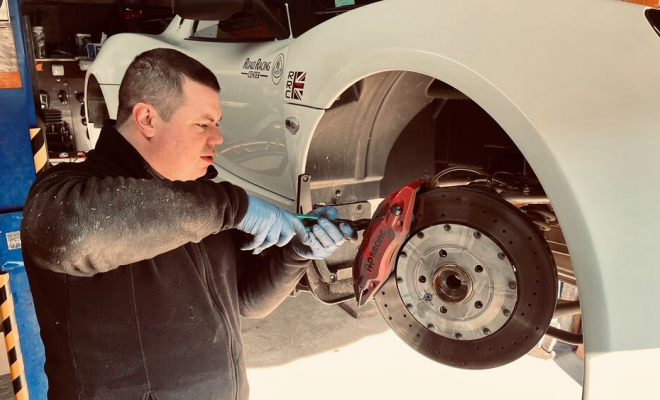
[242,293,583,400]
[0,375,10,400]
[4,293,582,399]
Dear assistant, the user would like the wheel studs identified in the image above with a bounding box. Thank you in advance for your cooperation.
[393,217,516,343]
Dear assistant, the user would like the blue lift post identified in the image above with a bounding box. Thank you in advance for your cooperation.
[0,0,49,397]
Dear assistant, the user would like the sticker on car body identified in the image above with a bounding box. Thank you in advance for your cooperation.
[241,57,271,80]
[272,53,285,85]
[285,71,306,101]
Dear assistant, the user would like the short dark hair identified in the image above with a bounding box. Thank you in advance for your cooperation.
[116,48,220,127]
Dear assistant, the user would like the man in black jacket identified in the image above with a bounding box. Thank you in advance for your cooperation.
[20,48,354,400]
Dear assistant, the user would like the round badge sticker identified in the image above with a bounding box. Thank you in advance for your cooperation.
[272,53,285,85]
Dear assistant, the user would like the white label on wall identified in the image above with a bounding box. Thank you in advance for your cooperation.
[5,231,20,250]
[0,0,9,22]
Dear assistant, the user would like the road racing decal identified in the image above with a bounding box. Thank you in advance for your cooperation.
[285,71,306,101]
[272,53,284,85]
[241,57,271,80]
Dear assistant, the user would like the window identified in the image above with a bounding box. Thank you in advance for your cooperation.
[190,9,284,42]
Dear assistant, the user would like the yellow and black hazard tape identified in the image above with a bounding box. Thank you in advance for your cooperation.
[29,127,48,175]
[0,274,29,400]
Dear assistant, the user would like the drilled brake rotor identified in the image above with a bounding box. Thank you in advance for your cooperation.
[375,187,557,369]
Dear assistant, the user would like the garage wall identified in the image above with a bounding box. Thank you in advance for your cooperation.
[20,1,174,58]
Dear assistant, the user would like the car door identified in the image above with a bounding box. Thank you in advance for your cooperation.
[182,14,295,199]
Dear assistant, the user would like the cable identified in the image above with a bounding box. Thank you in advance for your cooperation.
[490,170,540,186]
[430,167,490,187]
[431,167,517,190]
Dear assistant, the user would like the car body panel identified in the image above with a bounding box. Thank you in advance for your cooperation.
[86,1,660,397]
[185,39,295,197]
[286,2,660,396]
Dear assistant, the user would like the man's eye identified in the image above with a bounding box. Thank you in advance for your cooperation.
[197,124,208,129]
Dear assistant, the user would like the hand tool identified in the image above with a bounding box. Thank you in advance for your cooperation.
[296,214,369,239]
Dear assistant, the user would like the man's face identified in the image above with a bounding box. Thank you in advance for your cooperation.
[148,78,223,181]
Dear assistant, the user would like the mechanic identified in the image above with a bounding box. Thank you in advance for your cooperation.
[20,48,354,400]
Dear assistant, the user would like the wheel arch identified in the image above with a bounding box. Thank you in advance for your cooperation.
[85,74,111,124]
[301,55,606,353]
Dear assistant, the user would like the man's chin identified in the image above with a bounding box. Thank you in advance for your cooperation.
[173,165,213,181]
[193,166,211,181]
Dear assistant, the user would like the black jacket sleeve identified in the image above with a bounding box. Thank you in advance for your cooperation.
[21,164,248,276]
[233,231,311,318]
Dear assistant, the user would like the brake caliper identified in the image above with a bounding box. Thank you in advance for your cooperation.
[353,179,426,306]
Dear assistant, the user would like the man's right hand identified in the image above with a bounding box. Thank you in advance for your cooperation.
[237,195,310,254]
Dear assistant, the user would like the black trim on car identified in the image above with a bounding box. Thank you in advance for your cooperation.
[187,19,279,43]
[646,9,660,37]
[185,36,276,43]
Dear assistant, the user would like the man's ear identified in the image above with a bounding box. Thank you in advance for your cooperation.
[132,103,157,139]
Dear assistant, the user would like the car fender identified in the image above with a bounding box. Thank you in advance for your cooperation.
[286,1,660,397]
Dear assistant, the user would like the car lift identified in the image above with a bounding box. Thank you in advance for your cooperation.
[0,0,49,397]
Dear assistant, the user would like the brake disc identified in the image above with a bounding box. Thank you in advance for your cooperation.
[375,187,557,369]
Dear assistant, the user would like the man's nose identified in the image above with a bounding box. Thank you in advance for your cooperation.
[209,125,223,146]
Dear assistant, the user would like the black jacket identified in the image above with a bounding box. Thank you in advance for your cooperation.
[21,123,311,400]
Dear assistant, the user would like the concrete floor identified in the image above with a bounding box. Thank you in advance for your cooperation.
[3,292,583,399]
[242,293,583,400]
[0,375,11,400]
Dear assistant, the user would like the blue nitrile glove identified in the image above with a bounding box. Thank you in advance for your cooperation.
[237,195,310,254]
[291,206,356,260]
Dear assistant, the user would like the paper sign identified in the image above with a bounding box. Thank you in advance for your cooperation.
[5,231,20,250]
[0,21,20,88]
[0,0,8,22]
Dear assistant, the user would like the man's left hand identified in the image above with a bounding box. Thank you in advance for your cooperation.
[290,206,356,260]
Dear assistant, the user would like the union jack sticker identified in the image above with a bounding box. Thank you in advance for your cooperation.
[285,71,306,101]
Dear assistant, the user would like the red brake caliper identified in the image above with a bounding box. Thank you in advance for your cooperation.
[353,179,425,306]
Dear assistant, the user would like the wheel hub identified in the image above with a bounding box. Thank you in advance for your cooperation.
[396,224,518,341]
[433,264,472,303]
